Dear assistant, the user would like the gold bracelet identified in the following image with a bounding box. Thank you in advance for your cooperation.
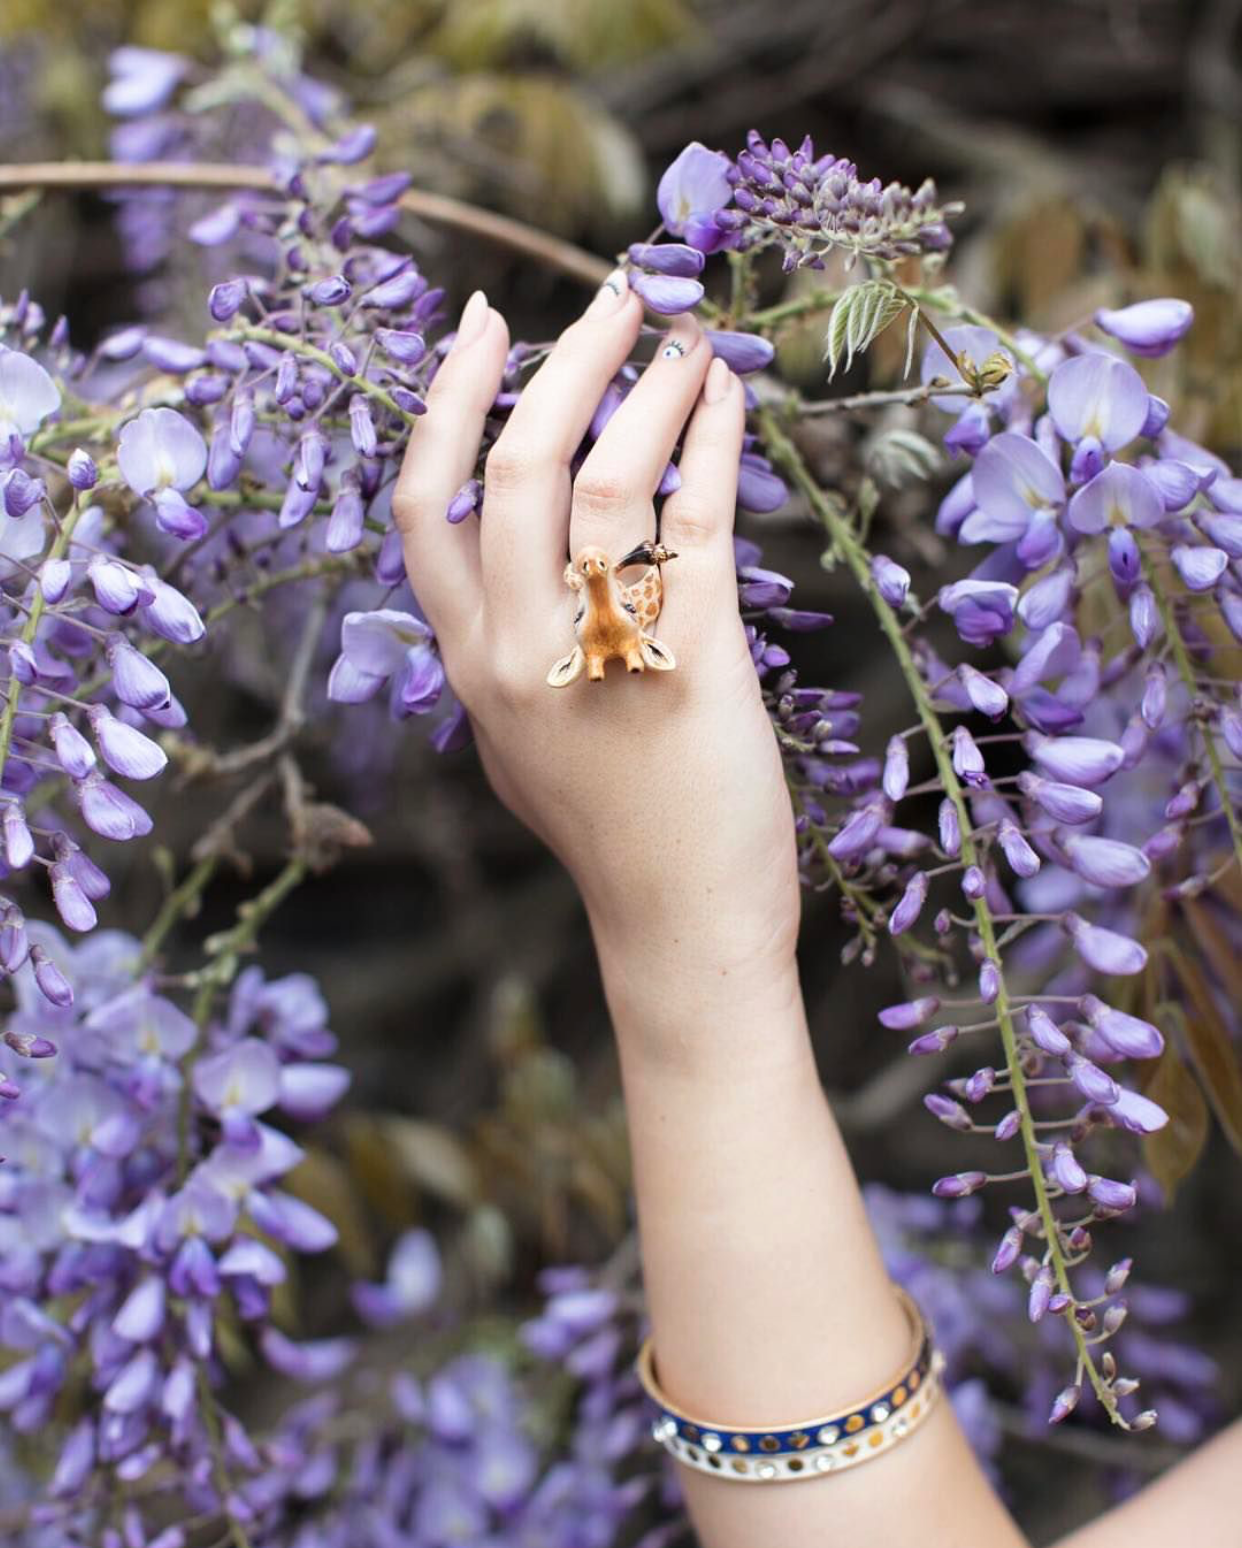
[635,1285,945,1483]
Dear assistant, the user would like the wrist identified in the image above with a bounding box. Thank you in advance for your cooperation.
[589,904,806,1073]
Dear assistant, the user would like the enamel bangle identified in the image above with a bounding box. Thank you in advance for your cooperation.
[636,1285,945,1483]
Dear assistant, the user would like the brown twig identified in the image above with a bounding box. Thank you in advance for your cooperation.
[0,162,611,290]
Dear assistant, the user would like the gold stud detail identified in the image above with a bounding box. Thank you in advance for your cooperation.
[843,1442,859,1458]
[788,1431,810,1450]
[759,1436,780,1453]
[845,1414,864,1434]
[731,1458,747,1474]
[909,1371,921,1390]
[730,1436,750,1453]
[892,1385,906,1406]
[869,1431,884,1448]
[788,1458,804,1472]
[682,1425,699,1442]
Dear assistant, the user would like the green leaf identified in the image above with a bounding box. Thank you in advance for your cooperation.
[1142,1005,1211,1200]
[1165,945,1242,1153]
[824,280,907,380]
[864,428,941,490]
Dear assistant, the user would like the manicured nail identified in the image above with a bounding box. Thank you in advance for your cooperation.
[586,268,629,318]
[703,355,733,404]
[450,290,489,353]
[659,313,699,361]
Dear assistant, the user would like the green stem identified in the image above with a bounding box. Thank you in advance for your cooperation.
[139,855,219,970]
[1144,552,1242,878]
[220,326,417,425]
[0,502,84,790]
[760,407,1121,1424]
[747,289,842,329]
[909,289,1048,384]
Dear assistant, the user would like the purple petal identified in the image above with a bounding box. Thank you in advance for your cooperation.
[1171,544,1228,591]
[1064,913,1148,975]
[1067,460,1164,534]
[971,433,1065,534]
[630,274,705,315]
[704,329,773,373]
[1047,353,1149,449]
[86,556,143,615]
[277,1062,351,1121]
[193,1038,281,1119]
[1103,1088,1169,1134]
[657,142,734,239]
[1061,832,1150,888]
[1024,733,1124,788]
[1095,299,1193,358]
[1012,622,1081,696]
[340,609,430,679]
[260,1327,355,1382]
[1079,995,1164,1059]
[88,706,167,780]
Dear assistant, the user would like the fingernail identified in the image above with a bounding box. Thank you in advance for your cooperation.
[586,268,629,318]
[450,290,489,353]
[703,355,733,404]
[659,312,699,361]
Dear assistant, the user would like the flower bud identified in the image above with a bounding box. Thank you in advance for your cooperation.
[937,799,961,857]
[628,241,706,278]
[306,275,352,307]
[907,1023,958,1055]
[871,554,910,607]
[629,270,708,316]
[932,1170,987,1198]
[1094,298,1193,358]
[207,279,247,322]
[704,329,774,374]
[879,996,939,1030]
[67,448,98,490]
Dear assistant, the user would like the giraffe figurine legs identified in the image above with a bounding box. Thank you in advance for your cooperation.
[546,542,677,688]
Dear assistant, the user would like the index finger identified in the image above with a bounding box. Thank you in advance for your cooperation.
[393,291,510,637]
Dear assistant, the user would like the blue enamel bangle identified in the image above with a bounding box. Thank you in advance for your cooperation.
[635,1285,945,1483]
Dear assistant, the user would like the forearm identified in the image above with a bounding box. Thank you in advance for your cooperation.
[1051,1418,1242,1548]
[596,923,1029,1547]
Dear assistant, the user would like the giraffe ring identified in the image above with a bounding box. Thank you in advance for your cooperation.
[546,541,677,686]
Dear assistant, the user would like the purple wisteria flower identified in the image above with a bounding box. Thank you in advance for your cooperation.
[117,406,209,538]
[656,141,735,253]
[327,609,445,717]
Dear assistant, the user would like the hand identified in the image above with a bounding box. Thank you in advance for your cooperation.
[393,277,800,981]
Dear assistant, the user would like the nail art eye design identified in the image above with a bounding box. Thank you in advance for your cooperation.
[660,337,688,360]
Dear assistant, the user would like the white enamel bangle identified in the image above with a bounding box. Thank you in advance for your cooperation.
[636,1285,946,1483]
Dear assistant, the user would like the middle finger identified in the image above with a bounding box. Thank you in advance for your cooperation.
[569,312,711,560]
[480,270,642,618]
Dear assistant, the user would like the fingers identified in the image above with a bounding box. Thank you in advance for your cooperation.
[480,270,643,618]
[569,312,712,560]
[392,290,509,636]
[656,356,746,646]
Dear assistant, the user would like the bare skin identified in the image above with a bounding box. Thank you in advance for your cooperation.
[394,273,1239,1548]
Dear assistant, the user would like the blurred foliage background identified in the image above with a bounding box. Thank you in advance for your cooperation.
[2,1,1241,1540]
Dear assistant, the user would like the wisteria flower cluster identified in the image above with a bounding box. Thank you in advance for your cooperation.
[0,22,1233,1546]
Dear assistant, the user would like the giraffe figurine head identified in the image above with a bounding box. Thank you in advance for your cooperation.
[546,540,677,687]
